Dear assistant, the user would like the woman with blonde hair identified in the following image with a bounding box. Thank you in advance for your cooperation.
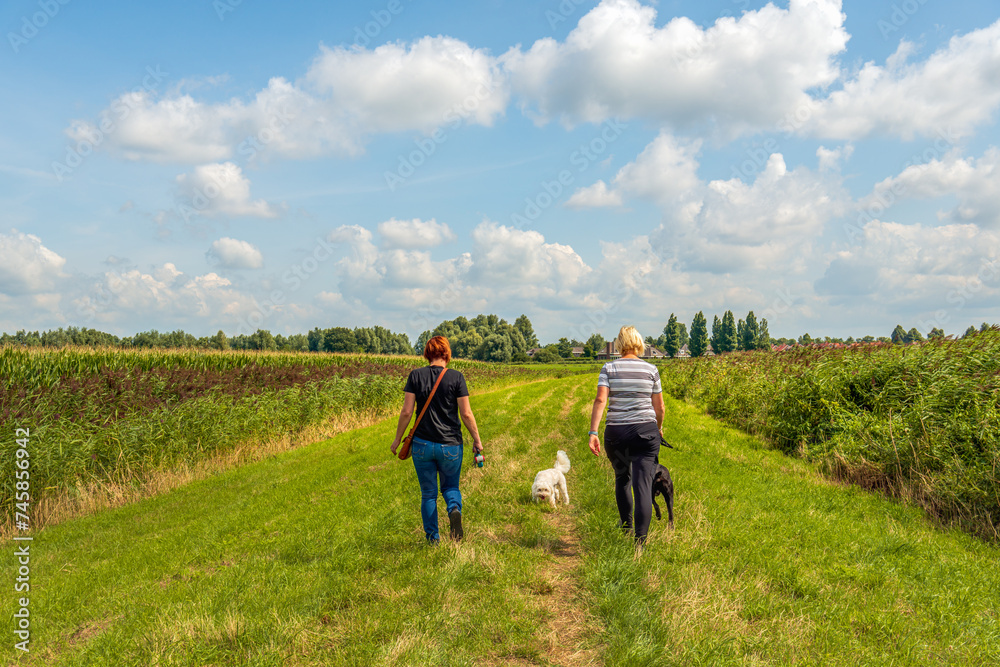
[588,325,665,550]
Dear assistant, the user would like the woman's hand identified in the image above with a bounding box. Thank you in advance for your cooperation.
[589,386,608,457]
[390,437,400,456]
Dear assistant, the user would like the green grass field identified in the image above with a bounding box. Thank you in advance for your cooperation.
[3,374,999,665]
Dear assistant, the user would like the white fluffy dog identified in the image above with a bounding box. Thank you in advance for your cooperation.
[531,450,571,507]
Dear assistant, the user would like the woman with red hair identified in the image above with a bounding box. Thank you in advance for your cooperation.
[391,335,483,543]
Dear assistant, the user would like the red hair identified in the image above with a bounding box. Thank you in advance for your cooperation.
[423,335,451,363]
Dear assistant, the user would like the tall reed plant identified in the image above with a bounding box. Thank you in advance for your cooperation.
[658,329,1000,540]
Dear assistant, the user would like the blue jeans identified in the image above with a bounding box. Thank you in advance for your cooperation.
[411,437,463,541]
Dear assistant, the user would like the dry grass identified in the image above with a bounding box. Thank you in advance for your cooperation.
[18,616,120,666]
[559,394,576,420]
[535,510,603,667]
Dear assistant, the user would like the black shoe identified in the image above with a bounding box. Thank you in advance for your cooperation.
[448,509,463,541]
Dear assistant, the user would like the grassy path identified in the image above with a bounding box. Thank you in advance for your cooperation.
[3,374,999,665]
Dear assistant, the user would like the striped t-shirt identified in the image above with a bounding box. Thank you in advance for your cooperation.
[597,358,662,425]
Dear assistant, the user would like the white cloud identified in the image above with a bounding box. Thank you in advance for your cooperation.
[565,180,623,209]
[658,153,849,273]
[68,37,508,164]
[66,90,239,164]
[326,225,381,285]
[207,238,265,269]
[322,221,595,322]
[153,262,184,284]
[599,132,850,274]
[862,147,1000,228]
[103,267,179,312]
[807,23,1000,140]
[612,132,702,206]
[568,132,701,210]
[175,162,279,219]
[468,222,591,290]
[815,221,1000,316]
[305,37,508,132]
[74,263,263,328]
[0,231,68,296]
[316,291,345,307]
[57,4,1000,170]
[377,218,457,248]
[327,224,376,245]
[380,249,459,288]
[184,273,241,317]
[503,0,848,134]
[325,224,469,311]
[816,144,853,171]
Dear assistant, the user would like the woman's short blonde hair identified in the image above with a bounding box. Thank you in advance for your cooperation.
[616,326,645,356]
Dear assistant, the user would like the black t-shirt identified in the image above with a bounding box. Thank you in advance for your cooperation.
[403,365,470,446]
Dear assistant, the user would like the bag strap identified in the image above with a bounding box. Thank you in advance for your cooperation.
[407,367,448,440]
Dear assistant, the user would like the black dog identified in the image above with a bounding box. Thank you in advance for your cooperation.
[651,463,674,529]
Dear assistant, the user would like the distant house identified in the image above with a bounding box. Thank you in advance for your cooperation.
[570,346,585,358]
[595,342,620,360]
[526,347,543,357]
[653,342,714,358]
[643,345,667,359]
[595,342,667,360]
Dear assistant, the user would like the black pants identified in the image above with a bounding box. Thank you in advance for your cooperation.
[604,420,660,542]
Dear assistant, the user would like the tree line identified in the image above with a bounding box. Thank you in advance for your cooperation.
[648,310,772,358]
[518,315,998,362]
[1,319,994,359]
[0,316,539,362]
[655,314,996,358]
[523,310,774,361]
[417,314,538,363]
[0,325,415,355]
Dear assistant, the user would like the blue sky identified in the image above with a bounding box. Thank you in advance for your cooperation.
[2,0,999,344]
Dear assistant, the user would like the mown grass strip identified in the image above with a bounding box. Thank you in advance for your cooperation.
[0,376,600,665]
[575,389,1000,665]
[4,374,998,665]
